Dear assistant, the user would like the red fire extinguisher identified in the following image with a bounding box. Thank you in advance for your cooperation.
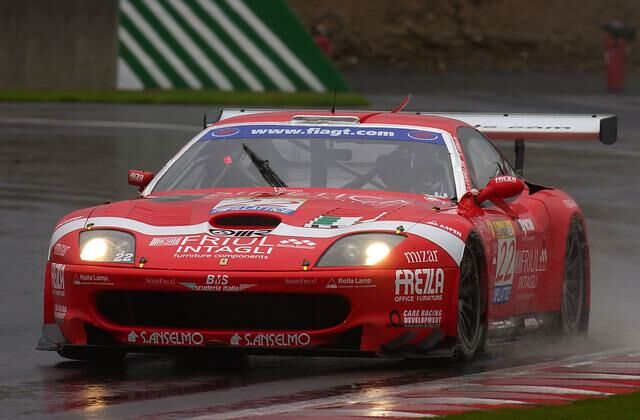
[603,21,636,93]
[312,23,333,58]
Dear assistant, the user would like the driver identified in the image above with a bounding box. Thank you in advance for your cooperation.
[376,147,449,197]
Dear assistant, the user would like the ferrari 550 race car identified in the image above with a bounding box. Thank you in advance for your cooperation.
[38,104,617,362]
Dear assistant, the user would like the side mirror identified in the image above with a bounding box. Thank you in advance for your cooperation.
[128,169,154,191]
[457,176,525,218]
[477,176,525,204]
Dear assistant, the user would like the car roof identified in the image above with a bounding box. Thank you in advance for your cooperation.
[213,110,470,134]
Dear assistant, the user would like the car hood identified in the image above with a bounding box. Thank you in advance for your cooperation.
[84,188,453,270]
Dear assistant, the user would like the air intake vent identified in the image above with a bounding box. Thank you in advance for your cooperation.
[96,292,350,330]
[291,115,360,124]
[210,213,281,229]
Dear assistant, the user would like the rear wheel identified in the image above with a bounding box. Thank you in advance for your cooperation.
[455,243,486,360]
[58,347,126,363]
[561,218,589,334]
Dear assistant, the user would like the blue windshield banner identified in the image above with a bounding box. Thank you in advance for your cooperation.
[199,125,445,144]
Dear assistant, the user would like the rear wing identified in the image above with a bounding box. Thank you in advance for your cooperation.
[415,113,617,176]
[204,109,617,175]
[414,112,617,145]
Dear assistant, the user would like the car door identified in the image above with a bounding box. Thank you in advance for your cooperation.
[457,127,550,319]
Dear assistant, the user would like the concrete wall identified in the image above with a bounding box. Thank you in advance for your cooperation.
[0,0,119,89]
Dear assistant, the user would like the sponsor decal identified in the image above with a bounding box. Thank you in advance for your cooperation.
[563,199,578,208]
[206,274,228,284]
[517,218,535,234]
[179,282,256,292]
[408,130,440,141]
[394,268,445,302]
[54,304,67,320]
[208,228,271,237]
[284,278,317,286]
[52,243,71,257]
[305,215,362,229]
[73,273,112,285]
[51,263,65,296]
[199,124,446,145]
[149,236,182,246]
[230,332,311,347]
[426,221,462,238]
[145,277,175,286]
[492,220,515,238]
[211,127,240,137]
[304,211,388,229]
[404,250,439,264]
[515,248,548,290]
[129,171,145,183]
[127,330,204,346]
[389,309,443,328]
[179,275,256,292]
[494,175,518,183]
[492,220,516,304]
[471,217,495,239]
[277,238,316,249]
[325,277,375,289]
[174,234,276,260]
[311,192,410,208]
[210,197,305,215]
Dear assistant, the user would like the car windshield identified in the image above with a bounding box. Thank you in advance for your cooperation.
[152,124,456,198]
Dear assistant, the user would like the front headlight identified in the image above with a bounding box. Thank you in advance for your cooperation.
[79,230,135,263]
[316,233,405,267]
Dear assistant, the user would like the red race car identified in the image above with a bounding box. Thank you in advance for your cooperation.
[38,105,617,362]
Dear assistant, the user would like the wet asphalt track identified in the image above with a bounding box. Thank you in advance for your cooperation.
[1,94,639,418]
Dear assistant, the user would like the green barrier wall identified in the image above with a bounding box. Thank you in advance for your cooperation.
[118,0,349,92]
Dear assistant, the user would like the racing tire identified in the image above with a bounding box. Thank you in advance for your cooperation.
[561,218,589,335]
[454,241,486,361]
[57,347,127,363]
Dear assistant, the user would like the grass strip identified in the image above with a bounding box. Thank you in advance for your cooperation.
[445,391,640,420]
[0,90,369,107]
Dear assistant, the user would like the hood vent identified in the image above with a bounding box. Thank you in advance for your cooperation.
[210,213,281,230]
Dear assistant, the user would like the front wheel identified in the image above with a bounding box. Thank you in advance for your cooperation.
[455,243,486,360]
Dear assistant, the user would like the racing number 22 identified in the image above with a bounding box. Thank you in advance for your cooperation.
[493,237,515,304]
[495,238,515,285]
[114,252,134,263]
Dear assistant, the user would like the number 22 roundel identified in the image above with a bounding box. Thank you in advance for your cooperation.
[492,221,516,304]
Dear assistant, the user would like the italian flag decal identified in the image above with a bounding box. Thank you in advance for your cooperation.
[304,216,362,229]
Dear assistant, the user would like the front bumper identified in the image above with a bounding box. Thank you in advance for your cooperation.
[40,263,459,357]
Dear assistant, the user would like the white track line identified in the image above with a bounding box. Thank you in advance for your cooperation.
[458,385,611,396]
[0,117,196,132]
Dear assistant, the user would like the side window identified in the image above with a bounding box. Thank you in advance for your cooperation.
[457,126,515,188]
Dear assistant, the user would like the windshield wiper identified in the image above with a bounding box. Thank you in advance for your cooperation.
[242,143,288,188]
